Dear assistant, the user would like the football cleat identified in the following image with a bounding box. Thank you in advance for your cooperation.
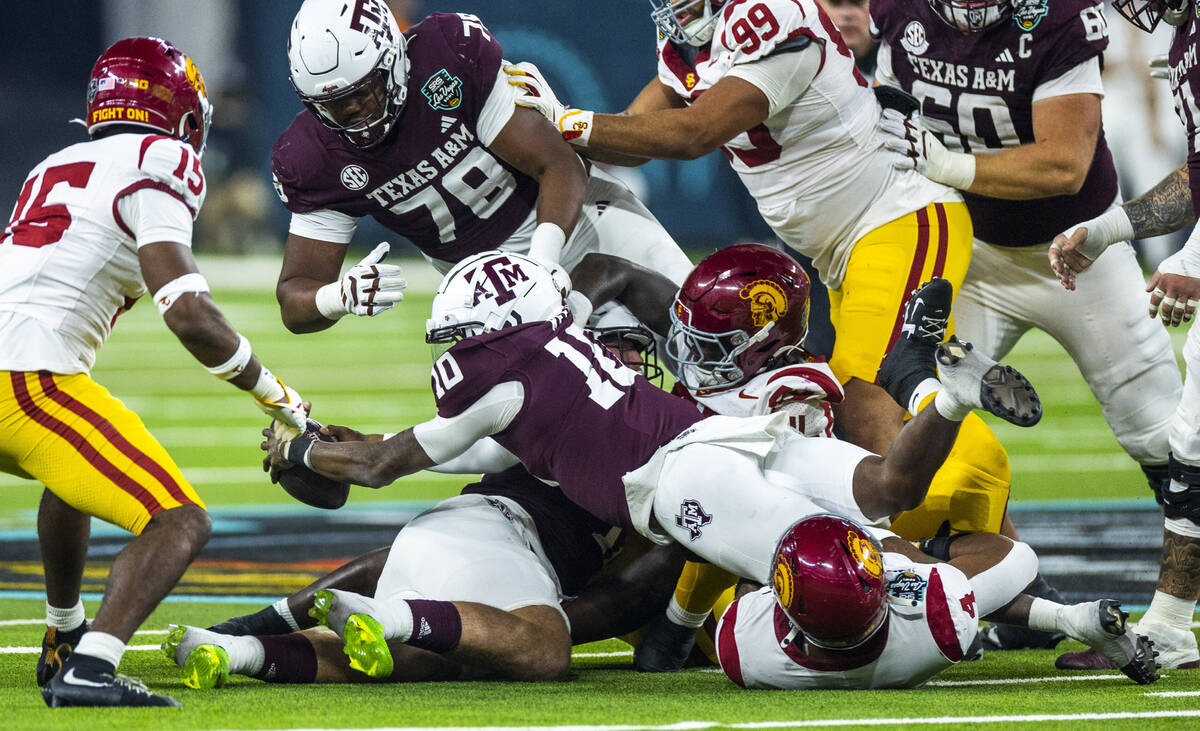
[207,605,292,636]
[37,621,88,687]
[342,612,395,679]
[42,656,180,708]
[311,589,394,679]
[1055,599,1160,684]
[935,337,1042,426]
[1057,618,1198,671]
[877,278,952,409]
[634,614,698,673]
[162,625,230,690]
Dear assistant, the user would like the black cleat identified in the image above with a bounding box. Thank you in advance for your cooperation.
[36,621,88,687]
[207,605,292,636]
[936,337,1042,427]
[878,278,952,409]
[42,656,180,707]
[634,614,698,673]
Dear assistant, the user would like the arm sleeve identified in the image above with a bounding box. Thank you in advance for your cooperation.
[413,380,525,464]
[1032,56,1103,103]
[287,208,360,244]
[115,187,195,248]
[426,437,521,474]
[873,37,899,87]
[477,65,519,146]
[725,42,823,117]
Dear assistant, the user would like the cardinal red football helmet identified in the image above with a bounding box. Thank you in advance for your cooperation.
[772,514,889,650]
[86,37,212,155]
[666,243,811,392]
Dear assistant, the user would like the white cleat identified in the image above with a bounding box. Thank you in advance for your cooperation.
[936,337,1041,427]
[1058,600,1159,684]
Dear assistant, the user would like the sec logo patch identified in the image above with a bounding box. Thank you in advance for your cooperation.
[340,165,369,191]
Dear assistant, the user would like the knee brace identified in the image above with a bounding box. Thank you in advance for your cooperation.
[1163,455,1200,523]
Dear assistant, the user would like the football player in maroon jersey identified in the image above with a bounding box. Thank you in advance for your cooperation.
[1045,0,1200,672]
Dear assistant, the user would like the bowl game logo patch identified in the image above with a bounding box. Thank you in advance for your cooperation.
[422,69,463,111]
[1012,0,1049,31]
[887,571,928,603]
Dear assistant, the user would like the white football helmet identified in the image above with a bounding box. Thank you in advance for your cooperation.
[426,252,572,353]
[927,0,1011,31]
[287,0,410,148]
[649,0,726,46]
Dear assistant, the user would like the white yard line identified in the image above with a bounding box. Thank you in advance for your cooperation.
[925,673,1131,687]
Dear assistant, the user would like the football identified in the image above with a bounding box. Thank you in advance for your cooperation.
[276,419,350,510]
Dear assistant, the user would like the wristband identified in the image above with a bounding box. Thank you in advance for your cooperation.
[927,149,976,191]
[153,272,210,315]
[286,434,316,469]
[566,290,594,327]
[559,109,594,147]
[528,222,567,266]
[205,334,252,381]
[314,281,348,321]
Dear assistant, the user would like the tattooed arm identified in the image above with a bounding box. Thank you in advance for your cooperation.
[1125,165,1194,239]
[1049,165,1193,291]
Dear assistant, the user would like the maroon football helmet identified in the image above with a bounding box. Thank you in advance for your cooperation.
[771,514,889,650]
[86,37,212,155]
[666,243,811,392]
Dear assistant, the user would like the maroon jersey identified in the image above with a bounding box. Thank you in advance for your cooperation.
[872,0,1117,246]
[1169,14,1200,218]
[434,314,704,528]
[271,13,539,261]
[463,466,622,596]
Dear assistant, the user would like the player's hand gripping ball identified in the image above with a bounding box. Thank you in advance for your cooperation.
[266,419,350,509]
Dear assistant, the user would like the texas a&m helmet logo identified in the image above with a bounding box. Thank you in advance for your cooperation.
[471,255,529,307]
[738,279,788,328]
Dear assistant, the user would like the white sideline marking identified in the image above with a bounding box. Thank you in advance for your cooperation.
[1145,690,1200,697]
[0,644,159,654]
[926,673,1129,687]
[253,710,1200,730]
[572,651,632,658]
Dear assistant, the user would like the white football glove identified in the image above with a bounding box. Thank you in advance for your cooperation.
[879,109,976,190]
[314,242,407,320]
[1150,54,1170,80]
[1148,244,1200,326]
[250,367,307,431]
[504,60,593,147]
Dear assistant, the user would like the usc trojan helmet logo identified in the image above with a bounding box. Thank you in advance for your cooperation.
[847,530,883,580]
[738,279,788,329]
[772,555,795,609]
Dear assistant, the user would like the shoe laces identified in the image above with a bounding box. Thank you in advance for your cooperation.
[113,673,152,695]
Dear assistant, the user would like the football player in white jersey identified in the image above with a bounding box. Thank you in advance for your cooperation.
[509,0,1020,570]
[717,514,1157,688]
[1,38,307,707]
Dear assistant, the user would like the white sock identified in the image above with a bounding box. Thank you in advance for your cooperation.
[229,635,266,676]
[907,377,942,417]
[45,599,85,631]
[378,599,414,642]
[1140,590,1197,631]
[74,631,126,669]
[665,596,709,629]
[1027,597,1065,634]
[273,598,300,632]
[933,389,971,422]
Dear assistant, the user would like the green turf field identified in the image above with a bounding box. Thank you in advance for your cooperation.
[1,255,1197,729]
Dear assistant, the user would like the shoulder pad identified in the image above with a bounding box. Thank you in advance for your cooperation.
[135,135,205,216]
[714,0,812,62]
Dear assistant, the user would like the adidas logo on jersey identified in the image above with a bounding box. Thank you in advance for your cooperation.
[440,115,457,133]
[994,49,1014,64]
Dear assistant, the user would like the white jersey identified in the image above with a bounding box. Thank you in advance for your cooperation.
[715,553,978,689]
[687,360,842,438]
[0,133,205,373]
[655,0,958,286]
